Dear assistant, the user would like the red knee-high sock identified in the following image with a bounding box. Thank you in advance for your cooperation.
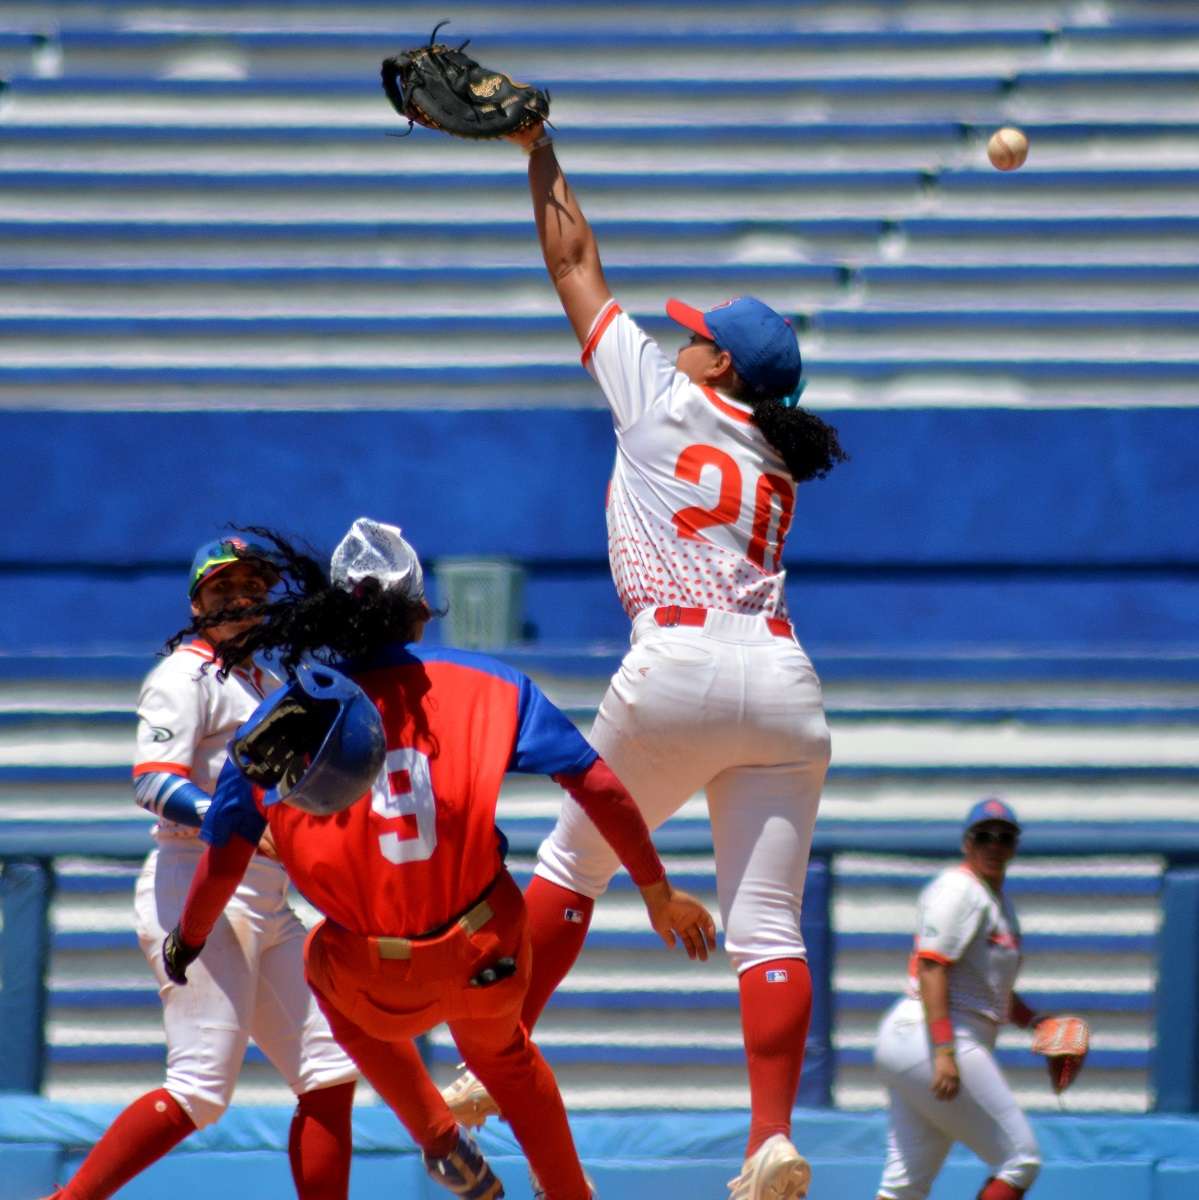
[739,958,812,1157]
[978,1180,1025,1200]
[520,876,594,1030]
[60,1087,195,1200]
[289,1080,356,1200]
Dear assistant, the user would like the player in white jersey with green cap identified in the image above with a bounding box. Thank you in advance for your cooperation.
[442,119,848,1200]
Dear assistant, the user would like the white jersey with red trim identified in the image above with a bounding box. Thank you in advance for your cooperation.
[906,865,1023,1024]
[582,301,794,621]
[133,641,276,838]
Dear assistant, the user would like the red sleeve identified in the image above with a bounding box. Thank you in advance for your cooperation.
[178,833,258,945]
[552,758,666,888]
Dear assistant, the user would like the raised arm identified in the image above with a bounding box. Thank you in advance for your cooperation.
[510,122,614,346]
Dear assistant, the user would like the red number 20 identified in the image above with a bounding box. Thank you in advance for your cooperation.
[672,444,795,572]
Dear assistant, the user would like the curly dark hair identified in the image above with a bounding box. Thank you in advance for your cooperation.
[167,526,431,680]
[749,395,849,484]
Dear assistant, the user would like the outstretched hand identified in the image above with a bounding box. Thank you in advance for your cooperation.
[639,880,718,961]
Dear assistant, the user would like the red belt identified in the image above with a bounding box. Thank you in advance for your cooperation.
[653,605,793,640]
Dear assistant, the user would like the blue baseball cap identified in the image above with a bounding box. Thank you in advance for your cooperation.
[188,536,278,598]
[963,797,1021,834]
[666,295,802,400]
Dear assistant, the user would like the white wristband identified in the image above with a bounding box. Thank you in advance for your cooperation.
[524,132,554,156]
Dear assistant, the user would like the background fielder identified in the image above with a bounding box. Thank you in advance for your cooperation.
[874,799,1048,1200]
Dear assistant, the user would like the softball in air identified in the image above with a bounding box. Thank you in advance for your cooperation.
[987,126,1029,171]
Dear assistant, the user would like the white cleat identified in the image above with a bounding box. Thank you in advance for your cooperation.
[441,1066,502,1129]
[726,1134,811,1200]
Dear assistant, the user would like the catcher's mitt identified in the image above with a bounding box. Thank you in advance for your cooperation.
[1031,1015,1090,1094]
[381,21,550,140]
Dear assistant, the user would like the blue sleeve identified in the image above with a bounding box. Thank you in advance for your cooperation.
[510,675,599,776]
[133,771,212,828]
[200,757,268,848]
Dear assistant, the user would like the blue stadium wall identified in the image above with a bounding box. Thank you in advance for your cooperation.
[4,407,1196,663]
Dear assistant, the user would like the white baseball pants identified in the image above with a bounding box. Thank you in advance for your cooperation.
[535,607,830,973]
[875,997,1042,1198]
[134,839,358,1128]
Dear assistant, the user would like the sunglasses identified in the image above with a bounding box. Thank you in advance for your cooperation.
[971,828,1018,848]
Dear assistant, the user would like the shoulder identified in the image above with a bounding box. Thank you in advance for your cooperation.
[140,642,215,691]
[922,866,985,911]
[382,645,530,691]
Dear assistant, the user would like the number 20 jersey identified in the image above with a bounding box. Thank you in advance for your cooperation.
[582,300,795,622]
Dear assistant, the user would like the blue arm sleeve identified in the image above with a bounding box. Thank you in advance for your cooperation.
[200,758,269,848]
[510,675,599,776]
[133,772,212,829]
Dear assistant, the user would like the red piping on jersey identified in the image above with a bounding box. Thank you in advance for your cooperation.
[180,641,216,661]
[914,949,953,965]
[702,387,753,424]
[580,300,622,365]
[132,761,191,779]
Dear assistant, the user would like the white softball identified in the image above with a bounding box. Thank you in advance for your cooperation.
[987,126,1029,172]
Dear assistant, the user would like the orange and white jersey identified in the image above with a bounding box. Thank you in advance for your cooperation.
[583,301,795,621]
[906,865,1023,1024]
[133,640,276,837]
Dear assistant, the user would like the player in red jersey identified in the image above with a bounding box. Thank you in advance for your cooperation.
[162,518,716,1200]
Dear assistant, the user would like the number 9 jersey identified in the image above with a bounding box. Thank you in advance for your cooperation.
[583,300,795,621]
[201,644,599,939]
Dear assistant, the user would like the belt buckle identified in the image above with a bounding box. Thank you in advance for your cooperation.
[660,605,682,627]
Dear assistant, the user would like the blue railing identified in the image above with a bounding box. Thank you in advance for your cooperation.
[2,825,1196,1110]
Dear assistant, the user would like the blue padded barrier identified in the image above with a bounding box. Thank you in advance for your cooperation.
[4,1100,1199,1200]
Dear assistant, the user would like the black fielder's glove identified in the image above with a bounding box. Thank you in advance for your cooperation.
[381,21,550,140]
[163,924,205,986]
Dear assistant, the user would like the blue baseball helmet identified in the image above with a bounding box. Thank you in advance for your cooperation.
[963,796,1021,835]
[233,662,386,816]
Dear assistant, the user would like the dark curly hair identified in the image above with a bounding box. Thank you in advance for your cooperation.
[167,526,431,680]
[748,395,848,484]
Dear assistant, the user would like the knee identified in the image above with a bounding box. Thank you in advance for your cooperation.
[995,1149,1041,1194]
[534,840,611,900]
[169,1086,230,1130]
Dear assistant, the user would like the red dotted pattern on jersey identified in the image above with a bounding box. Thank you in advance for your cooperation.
[607,497,788,620]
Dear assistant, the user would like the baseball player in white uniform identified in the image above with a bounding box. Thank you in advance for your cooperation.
[41,538,358,1200]
[874,799,1044,1200]
[442,121,848,1200]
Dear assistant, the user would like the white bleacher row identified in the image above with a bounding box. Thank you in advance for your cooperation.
[4,122,1199,173]
[1,24,1198,81]
[2,1,1197,37]
[0,218,1195,270]
[4,72,1199,125]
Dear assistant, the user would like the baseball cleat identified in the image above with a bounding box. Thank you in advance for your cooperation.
[423,1127,504,1199]
[441,1066,502,1128]
[726,1134,811,1200]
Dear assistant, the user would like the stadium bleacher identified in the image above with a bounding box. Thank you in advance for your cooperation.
[1,1,1197,1196]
